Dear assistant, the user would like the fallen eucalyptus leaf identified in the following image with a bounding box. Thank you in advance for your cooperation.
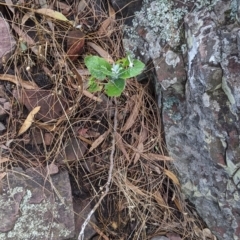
[18,106,41,136]
[89,130,109,153]
[35,8,72,24]
[0,74,39,90]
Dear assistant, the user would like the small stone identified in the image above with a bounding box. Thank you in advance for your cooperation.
[44,133,53,146]
[0,98,6,103]
[3,102,10,111]
[0,167,75,239]
[0,106,6,120]
[0,122,6,132]
[151,236,169,240]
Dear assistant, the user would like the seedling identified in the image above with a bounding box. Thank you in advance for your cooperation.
[84,55,145,97]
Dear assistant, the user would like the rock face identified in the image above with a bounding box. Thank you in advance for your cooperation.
[0,15,16,69]
[161,6,240,240]
[0,168,75,239]
[123,0,240,239]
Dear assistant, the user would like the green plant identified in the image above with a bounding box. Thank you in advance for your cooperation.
[84,55,145,97]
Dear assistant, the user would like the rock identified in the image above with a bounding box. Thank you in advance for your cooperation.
[0,122,6,133]
[0,167,75,239]
[123,0,240,239]
[56,137,87,164]
[0,98,9,120]
[160,3,240,240]
[123,0,193,63]
[0,15,16,68]
[151,236,169,240]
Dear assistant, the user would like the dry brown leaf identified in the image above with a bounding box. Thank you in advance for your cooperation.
[87,42,114,64]
[97,4,115,36]
[78,135,93,145]
[0,74,39,90]
[144,153,173,161]
[164,169,180,185]
[35,122,57,132]
[71,67,83,87]
[98,17,115,36]
[126,179,146,197]
[47,162,59,175]
[154,191,168,208]
[133,142,144,164]
[173,197,183,212]
[121,95,140,131]
[89,130,109,153]
[78,128,100,138]
[67,30,85,61]
[83,90,103,102]
[108,4,116,18]
[19,89,68,122]
[132,122,148,164]
[21,12,32,25]
[18,106,41,136]
[0,157,10,164]
[34,8,72,24]
[115,132,130,162]
[202,228,215,240]
[0,172,6,181]
[139,125,148,143]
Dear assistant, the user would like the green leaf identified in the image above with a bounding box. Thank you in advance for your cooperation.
[105,78,125,97]
[84,56,112,80]
[119,59,145,79]
[88,77,102,92]
[116,57,128,67]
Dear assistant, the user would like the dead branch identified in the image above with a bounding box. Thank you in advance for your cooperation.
[78,97,118,240]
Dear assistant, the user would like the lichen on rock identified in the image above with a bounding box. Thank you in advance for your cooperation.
[124,0,218,62]
[0,168,75,240]
[123,0,240,239]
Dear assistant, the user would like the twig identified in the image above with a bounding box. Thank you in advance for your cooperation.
[0,74,39,90]
[78,97,118,240]
[83,90,103,102]
[89,221,109,240]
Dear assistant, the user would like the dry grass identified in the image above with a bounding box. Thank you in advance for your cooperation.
[0,0,208,239]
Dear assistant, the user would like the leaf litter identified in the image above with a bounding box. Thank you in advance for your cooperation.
[0,1,211,239]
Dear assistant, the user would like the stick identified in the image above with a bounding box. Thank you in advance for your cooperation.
[78,98,118,240]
